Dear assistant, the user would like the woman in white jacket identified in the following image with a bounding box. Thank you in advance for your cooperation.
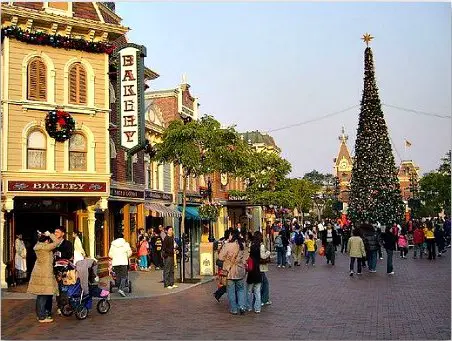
[73,231,86,264]
[108,234,132,297]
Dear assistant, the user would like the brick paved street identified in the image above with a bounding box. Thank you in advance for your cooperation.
[2,250,450,340]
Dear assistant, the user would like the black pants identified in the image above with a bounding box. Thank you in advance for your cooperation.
[341,238,349,253]
[426,239,436,260]
[113,265,128,291]
[36,295,52,320]
[350,257,362,273]
[163,256,174,287]
[378,245,383,258]
[400,247,408,257]
[152,251,163,268]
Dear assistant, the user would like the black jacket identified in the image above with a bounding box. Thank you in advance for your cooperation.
[246,243,262,284]
[362,230,380,252]
[54,239,73,261]
[321,229,340,247]
[162,235,174,258]
[381,232,397,251]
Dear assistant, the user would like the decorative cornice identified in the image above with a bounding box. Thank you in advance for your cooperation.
[1,5,129,36]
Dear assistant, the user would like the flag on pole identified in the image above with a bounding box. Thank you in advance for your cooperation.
[405,139,412,148]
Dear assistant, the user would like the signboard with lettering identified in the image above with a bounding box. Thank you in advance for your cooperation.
[228,194,248,201]
[111,188,144,199]
[145,190,173,202]
[113,43,146,152]
[178,193,203,205]
[8,181,107,192]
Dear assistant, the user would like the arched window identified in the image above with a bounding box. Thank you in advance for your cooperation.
[27,58,47,101]
[27,130,47,169]
[69,63,87,105]
[69,133,87,171]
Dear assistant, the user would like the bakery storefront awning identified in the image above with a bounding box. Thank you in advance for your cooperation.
[145,202,181,217]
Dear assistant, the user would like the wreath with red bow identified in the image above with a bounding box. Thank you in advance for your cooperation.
[45,110,76,142]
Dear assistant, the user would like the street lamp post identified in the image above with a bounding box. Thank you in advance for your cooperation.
[312,193,326,221]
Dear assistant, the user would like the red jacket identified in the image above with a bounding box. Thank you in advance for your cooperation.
[413,229,425,244]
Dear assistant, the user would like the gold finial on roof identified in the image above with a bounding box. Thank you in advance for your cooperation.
[339,126,348,143]
[361,33,374,47]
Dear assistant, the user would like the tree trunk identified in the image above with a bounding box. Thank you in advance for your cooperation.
[180,173,188,282]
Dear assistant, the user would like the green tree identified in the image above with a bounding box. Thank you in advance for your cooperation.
[286,178,320,223]
[237,150,292,207]
[153,115,248,278]
[348,44,404,226]
[418,151,451,217]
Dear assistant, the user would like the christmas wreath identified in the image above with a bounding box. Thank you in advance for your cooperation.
[45,110,76,142]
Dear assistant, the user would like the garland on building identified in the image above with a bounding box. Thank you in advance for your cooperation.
[1,26,115,54]
[198,202,222,221]
[45,110,76,142]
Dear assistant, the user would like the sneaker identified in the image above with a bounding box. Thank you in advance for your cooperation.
[356,272,362,275]
[265,301,272,305]
[118,289,126,297]
[213,293,220,303]
[56,308,62,316]
[239,308,245,315]
[282,265,285,268]
[349,271,354,276]
[379,257,383,260]
[39,318,53,323]
[255,310,261,314]
[369,270,376,273]
[247,308,252,312]
[167,285,173,289]
[388,272,395,275]
[277,265,281,268]
[172,284,178,288]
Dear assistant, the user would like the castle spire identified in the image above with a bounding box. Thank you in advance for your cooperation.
[339,126,348,143]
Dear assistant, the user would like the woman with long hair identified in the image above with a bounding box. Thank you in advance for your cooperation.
[218,229,247,315]
[72,230,86,264]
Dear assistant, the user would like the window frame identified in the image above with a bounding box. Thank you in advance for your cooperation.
[26,129,47,170]
[68,132,88,171]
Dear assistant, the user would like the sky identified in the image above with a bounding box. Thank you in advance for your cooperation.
[116,2,451,178]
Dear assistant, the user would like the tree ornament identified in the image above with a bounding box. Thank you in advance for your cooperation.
[45,110,76,142]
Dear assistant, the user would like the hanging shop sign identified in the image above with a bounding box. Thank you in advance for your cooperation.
[111,188,144,199]
[8,181,107,192]
[145,190,173,202]
[113,43,146,152]
[177,193,203,205]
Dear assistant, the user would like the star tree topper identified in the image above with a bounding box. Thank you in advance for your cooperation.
[361,33,374,47]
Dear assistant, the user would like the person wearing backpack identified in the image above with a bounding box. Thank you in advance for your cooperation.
[246,232,262,313]
[293,226,305,266]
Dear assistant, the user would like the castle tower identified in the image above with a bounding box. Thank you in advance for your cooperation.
[333,127,353,206]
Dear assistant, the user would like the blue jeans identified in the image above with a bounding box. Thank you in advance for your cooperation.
[36,295,53,320]
[305,251,315,265]
[260,272,270,304]
[247,282,262,312]
[386,249,394,273]
[413,243,423,258]
[368,250,377,271]
[227,279,246,314]
[276,247,286,266]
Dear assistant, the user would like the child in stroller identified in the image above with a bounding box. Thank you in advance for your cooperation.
[58,258,110,320]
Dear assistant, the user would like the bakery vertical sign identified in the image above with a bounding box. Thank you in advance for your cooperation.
[114,44,147,152]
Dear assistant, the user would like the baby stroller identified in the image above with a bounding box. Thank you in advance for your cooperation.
[108,260,132,294]
[58,260,111,320]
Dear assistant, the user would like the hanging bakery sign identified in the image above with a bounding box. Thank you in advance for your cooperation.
[113,43,147,152]
[8,181,107,192]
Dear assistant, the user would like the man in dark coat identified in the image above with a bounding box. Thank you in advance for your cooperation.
[162,226,177,289]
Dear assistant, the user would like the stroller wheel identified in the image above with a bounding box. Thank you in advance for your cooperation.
[75,306,88,320]
[61,304,74,317]
[96,299,110,314]
[128,280,132,293]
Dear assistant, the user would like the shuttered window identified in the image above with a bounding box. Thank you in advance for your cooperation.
[27,58,47,101]
[27,130,47,169]
[69,133,87,171]
[69,63,87,105]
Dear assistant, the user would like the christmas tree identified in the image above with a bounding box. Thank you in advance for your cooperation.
[348,34,404,227]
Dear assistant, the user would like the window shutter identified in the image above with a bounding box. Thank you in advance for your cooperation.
[69,63,87,105]
[69,65,78,104]
[78,66,87,104]
[27,58,47,101]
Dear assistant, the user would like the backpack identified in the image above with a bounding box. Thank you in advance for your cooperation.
[295,231,304,246]
[245,256,254,272]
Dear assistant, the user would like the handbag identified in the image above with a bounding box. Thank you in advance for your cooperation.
[318,246,325,256]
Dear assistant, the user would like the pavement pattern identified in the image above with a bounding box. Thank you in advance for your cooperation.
[1,249,450,340]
